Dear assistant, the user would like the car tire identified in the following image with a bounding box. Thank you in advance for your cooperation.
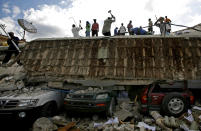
[162,93,187,117]
[41,101,57,117]
[106,97,115,117]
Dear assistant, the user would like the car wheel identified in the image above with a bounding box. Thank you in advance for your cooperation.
[162,93,187,117]
[106,97,115,117]
[41,101,57,117]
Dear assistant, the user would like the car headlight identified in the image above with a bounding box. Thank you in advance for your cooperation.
[96,94,108,100]
[18,99,38,107]
[66,94,71,99]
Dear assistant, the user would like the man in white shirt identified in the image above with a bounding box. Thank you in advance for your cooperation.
[119,23,126,35]
[72,24,82,37]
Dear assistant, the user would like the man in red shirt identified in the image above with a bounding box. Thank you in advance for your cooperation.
[91,19,99,37]
[127,20,133,35]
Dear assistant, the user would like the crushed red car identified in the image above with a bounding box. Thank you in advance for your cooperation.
[140,80,194,117]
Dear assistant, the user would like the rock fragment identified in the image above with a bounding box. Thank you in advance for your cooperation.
[33,117,58,131]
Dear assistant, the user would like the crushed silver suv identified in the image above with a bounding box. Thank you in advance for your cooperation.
[0,79,66,120]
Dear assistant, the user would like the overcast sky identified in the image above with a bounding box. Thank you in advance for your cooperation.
[0,0,201,41]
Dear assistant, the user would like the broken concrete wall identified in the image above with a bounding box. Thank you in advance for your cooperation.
[20,36,201,85]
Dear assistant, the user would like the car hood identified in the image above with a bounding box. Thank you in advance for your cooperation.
[0,87,52,100]
[72,88,110,95]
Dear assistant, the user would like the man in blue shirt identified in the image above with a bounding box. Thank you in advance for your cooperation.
[131,27,147,35]
[114,27,118,36]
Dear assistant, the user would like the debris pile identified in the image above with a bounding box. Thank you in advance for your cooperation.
[32,99,201,131]
[72,87,104,94]
[0,74,49,97]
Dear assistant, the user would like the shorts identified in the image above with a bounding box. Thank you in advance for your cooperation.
[103,32,111,36]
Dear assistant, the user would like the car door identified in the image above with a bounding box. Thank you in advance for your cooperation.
[148,84,165,105]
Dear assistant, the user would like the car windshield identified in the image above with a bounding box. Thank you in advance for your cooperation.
[159,82,185,88]
[152,82,185,93]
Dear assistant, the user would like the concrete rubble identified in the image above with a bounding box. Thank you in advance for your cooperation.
[0,64,30,94]
[0,74,50,98]
[33,117,58,131]
[32,99,201,131]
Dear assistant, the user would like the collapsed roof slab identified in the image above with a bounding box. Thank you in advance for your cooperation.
[20,36,201,86]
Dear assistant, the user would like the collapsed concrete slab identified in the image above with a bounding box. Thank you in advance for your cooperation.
[19,36,201,87]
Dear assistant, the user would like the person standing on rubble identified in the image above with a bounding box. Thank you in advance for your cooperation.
[2,32,22,65]
[164,16,171,23]
[102,15,116,36]
[127,20,133,35]
[164,16,171,35]
[119,23,126,35]
[91,19,99,37]
[148,18,153,34]
[114,27,119,36]
[154,17,166,36]
[85,21,91,37]
[71,24,82,37]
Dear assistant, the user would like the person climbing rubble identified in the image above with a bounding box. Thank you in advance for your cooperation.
[2,32,22,66]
